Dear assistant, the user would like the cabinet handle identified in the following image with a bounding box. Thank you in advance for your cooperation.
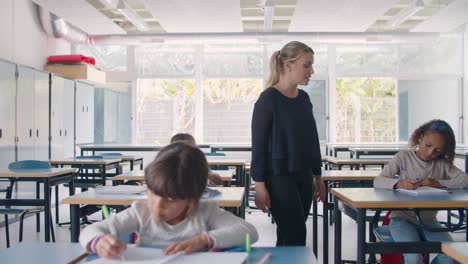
[0,128,2,138]
[82,106,85,112]
[29,129,32,138]
[36,129,39,137]
[65,130,67,136]
[60,129,62,136]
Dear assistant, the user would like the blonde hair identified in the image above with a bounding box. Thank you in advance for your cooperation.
[267,41,314,87]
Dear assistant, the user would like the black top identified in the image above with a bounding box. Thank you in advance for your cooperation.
[251,87,322,182]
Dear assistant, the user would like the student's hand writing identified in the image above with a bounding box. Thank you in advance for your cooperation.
[164,234,210,255]
[95,234,127,259]
[254,182,270,213]
[314,176,326,202]
[394,179,418,190]
[417,177,444,188]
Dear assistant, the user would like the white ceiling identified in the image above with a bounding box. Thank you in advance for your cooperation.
[31,0,468,35]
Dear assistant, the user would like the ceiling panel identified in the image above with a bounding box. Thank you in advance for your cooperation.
[143,0,243,32]
[290,0,401,32]
[32,0,125,35]
[412,0,468,32]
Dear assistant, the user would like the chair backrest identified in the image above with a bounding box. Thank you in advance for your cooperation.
[75,155,104,159]
[100,153,123,157]
[206,152,226,157]
[8,160,50,170]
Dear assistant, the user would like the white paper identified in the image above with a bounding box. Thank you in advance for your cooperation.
[97,185,146,195]
[87,247,247,264]
[397,186,449,196]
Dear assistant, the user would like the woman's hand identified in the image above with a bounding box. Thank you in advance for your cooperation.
[417,177,444,188]
[314,176,326,202]
[164,234,211,255]
[95,234,127,259]
[255,182,270,213]
[394,179,418,190]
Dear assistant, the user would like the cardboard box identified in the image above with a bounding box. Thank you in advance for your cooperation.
[44,64,106,84]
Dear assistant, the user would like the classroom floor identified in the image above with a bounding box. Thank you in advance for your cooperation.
[1,186,466,264]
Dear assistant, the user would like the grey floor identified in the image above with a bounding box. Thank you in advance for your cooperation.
[1,186,465,264]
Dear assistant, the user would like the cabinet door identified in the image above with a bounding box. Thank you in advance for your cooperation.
[85,83,95,143]
[0,61,16,166]
[34,71,50,160]
[62,78,75,157]
[76,81,94,144]
[16,66,35,161]
[50,75,64,159]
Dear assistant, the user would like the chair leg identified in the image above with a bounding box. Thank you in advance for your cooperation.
[5,215,10,248]
[55,185,60,224]
[50,213,55,242]
[19,212,26,242]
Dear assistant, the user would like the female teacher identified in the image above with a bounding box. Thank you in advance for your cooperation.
[251,41,325,246]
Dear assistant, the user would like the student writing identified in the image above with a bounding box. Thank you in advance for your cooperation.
[79,142,258,259]
[374,119,468,264]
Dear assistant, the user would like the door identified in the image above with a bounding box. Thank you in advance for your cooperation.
[0,60,16,166]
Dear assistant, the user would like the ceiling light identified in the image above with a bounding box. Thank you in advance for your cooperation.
[263,0,275,32]
[385,0,425,30]
[116,0,149,31]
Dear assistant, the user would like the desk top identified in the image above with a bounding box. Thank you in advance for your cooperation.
[49,158,122,165]
[321,170,379,181]
[0,242,316,264]
[206,156,249,166]
[62,187,244,208]
[113,169,234,182]
[441,242,468,264]
[325,157,391,165]
[331,188,468,209]
[99,155,144,161]
[79,144,210,151]
[0,168,77,178]
[348,147,409,152]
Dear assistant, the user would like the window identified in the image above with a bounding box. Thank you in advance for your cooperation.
[336,77,396,142]
[75,45,127,72]
[135,45,196,76]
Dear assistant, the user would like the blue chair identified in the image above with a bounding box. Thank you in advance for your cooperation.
[1,160,54,247]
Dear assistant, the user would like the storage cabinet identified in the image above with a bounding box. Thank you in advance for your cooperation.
[0,60,17,167]
[75,81,95,146]
[50,75,75,159]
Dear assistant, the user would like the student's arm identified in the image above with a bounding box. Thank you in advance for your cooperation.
[205,203,259,249]
[251,93,273,183]
[374,152,403,189]
[208,171,223,185]
[437,165,468,188]
[79,201,142,250]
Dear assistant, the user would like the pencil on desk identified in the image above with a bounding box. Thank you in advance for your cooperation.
[67,252,89,264]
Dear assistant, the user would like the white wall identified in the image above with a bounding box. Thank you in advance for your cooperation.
[0,0,72,69]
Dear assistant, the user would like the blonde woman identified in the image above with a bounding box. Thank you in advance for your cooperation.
[251,41,325,246]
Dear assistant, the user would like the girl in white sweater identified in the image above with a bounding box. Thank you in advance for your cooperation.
[374,119,468,264]
[79,142,258,259]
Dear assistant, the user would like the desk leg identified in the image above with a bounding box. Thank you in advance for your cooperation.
[70,204,80,242]
[43,179,51,242]
[36,181,41,232]
[324,185,329,264]
[101,165,106,186]
[357,208,366,264]
[312,199,317,258]
[334,197,342,264]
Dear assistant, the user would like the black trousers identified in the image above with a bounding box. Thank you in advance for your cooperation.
[266,169,314,246]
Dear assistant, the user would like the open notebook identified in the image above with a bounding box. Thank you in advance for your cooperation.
[397,186,449,196]
[87,247,247,264]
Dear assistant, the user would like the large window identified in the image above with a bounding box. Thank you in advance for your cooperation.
[336,78,396,142]
[75,45,127,72]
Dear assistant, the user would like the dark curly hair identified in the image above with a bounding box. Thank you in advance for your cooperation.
[409,119,455,166]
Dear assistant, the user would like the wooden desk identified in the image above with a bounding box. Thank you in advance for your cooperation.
[79,144,210,156]
[49,158,122,186]
[0,242,317,264]
[348,147,409,158]
[100,154,144,171]
[325,156,390,170]
[442,242,468,264]
[314,170,379,264]
[112,169,235,186]
[210,144,251,153]
[0,168,77,242]
[63,187,245,242]
[331,188,468,264]
[326,142,408,157]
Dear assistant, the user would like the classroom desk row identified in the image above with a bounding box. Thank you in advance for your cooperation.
[0,242,317,264]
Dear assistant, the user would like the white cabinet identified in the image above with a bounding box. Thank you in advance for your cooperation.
[0,60,16,167]
[75,81,94,146]
[50,75,74,159]
[16,66,49,161]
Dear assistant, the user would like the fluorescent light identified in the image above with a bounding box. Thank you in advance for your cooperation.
[263,0,275,32]
[385,0,424,30]
[116,0,149,31]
